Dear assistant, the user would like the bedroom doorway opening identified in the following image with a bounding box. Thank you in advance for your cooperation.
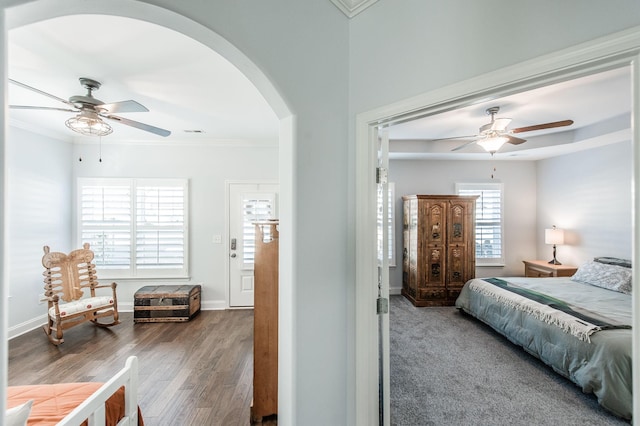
[1,1,295,423]
[356,30,640,425]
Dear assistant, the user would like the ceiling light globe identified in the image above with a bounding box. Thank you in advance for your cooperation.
[477,135,508,154]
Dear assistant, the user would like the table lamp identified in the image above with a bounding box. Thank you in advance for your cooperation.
[545,225,564,265]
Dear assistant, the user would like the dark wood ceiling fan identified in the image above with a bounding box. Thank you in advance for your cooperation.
[440,106,573,154]
[9,77,171,137]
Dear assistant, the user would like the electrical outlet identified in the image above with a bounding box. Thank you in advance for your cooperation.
[212,234,222,244]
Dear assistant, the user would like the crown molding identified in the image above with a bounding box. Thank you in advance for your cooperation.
[330,0,378,18]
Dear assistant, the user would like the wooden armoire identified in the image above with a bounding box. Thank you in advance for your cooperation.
[401,195,478,307]
[251,220,279,423]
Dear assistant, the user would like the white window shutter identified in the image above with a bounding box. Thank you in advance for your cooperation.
[78,178,189,278]
[136,185,186,270]
[241,193,276,267]
[456,183,505,265]
[80,183,132,269]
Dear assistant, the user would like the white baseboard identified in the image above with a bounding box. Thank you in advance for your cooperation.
[201,300,229,310]
[8,314,47,340]
[8,299,231,340]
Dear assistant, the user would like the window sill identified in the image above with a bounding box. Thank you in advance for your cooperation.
[476,263,505,268]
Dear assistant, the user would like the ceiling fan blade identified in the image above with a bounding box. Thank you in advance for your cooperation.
[490,118,512,132]
[105,114,171,137]
[98,100,149,114]
[451,139,478,152]
[9,78,76,108]
[511,119,574,134]
[506,135,526,145]
[427,135,477,142]
[10,105,77,113]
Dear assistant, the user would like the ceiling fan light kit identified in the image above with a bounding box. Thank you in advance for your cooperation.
[476,135,508,154]
[65,109,113,136]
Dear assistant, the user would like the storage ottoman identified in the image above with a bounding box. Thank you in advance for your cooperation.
[133,284,201,323]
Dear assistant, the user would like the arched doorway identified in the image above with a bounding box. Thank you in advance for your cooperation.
[0,1,295,423]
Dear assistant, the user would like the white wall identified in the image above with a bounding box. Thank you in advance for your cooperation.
[348,1,640,116]
[536,141,632,267]
[6,126,72,332]
[389,159,537,292]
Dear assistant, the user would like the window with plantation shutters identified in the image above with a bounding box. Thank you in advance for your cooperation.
[456,183,505,266]
[377,182,395,266]
[136,184,185,271]
[78,178,189,278]
[241,193,276,268]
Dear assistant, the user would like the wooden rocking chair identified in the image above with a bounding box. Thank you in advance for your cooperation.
[42,243,120,345]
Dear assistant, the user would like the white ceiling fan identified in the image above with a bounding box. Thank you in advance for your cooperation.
[9,77,171,137]
[443,106,574,154]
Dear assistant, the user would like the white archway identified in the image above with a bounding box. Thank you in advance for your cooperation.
[0,1,295,423]
[354,27,640,425]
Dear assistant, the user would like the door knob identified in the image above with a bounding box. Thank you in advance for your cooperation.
[230,253,237,258]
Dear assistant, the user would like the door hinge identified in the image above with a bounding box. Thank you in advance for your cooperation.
[377,297,389,314]
[376,167,388,184]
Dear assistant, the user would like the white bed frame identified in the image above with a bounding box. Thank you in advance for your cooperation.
[58,356,139,426]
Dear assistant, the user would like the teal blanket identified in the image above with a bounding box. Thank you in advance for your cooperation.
[456,277,632,420]
[482,277,631,330]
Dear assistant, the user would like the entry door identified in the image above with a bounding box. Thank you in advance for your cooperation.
[228,183,279,307]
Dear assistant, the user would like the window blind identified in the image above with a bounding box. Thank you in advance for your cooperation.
[457,183,504,264]
[80,184,132,269]
[136,185,185,270]
[377,183,395,265]
[78,178,188,278]
[241,194,275,266]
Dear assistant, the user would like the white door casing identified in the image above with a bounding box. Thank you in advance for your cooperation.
[376,128,390,426]
[228,182,279,307]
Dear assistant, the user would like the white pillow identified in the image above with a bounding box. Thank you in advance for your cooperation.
[5,400,33,426]
[571,261,632,294]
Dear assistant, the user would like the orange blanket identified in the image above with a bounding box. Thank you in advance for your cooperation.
[7,382,144,426]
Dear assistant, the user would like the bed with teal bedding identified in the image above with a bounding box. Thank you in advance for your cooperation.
[455,271,632,420]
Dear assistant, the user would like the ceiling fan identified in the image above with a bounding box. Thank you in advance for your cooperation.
[9,77,171,137]
[442,106,573,154]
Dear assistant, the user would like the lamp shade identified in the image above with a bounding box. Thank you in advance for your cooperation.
[545,227,564,245]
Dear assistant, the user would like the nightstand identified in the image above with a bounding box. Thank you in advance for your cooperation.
[523,260,578,278]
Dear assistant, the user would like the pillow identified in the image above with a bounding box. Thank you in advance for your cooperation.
[571,261,632,294]
[593,256,632,269]
[5,400,33,426]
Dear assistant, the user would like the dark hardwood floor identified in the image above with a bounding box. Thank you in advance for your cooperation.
[8,309,272,426]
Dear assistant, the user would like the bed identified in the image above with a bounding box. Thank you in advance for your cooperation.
[6,356,142,426]
[455,259,633,420]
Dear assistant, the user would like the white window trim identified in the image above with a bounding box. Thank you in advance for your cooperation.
[455,182,505,267]
[77,177,189,280]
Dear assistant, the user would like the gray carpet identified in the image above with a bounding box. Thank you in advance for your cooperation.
[389,295,630,426]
